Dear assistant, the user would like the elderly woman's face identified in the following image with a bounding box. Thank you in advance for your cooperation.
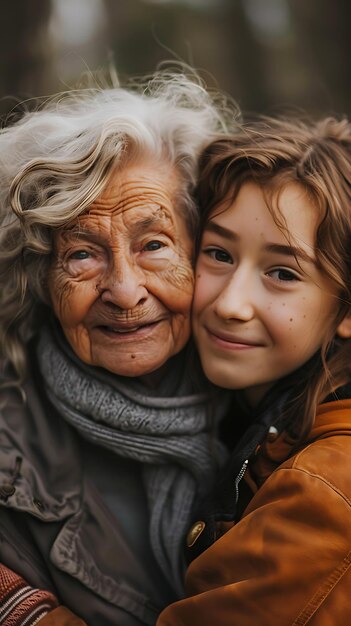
[49,160,194,379]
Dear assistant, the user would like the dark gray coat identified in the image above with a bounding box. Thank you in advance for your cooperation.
[0,360,176,626]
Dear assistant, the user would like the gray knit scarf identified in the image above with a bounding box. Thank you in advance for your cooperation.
[37,326,229,595]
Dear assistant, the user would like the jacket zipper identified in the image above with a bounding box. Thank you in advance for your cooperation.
[234,459,249,504]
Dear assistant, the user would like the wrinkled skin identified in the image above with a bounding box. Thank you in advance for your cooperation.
[49,160,194,382]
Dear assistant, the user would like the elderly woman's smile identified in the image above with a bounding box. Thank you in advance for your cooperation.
[48,160,194,379]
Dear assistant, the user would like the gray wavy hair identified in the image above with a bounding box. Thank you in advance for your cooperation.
[0,69,238,381]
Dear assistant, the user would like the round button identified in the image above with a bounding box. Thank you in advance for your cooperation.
[186,520,206,547]
[0,483,16,499]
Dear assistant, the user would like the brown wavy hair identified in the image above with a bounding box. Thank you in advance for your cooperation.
[195,116,351,440]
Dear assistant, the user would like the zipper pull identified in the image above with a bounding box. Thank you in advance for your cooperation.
[234,459,249,504]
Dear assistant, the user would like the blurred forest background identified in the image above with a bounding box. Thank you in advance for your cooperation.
[0,0,350,120]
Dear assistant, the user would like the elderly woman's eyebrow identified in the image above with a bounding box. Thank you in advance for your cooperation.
[60,214,171,242]
[59,226,100,241]
[130,213,172,235]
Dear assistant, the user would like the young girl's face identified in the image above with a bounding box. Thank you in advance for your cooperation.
[193,181,340,406]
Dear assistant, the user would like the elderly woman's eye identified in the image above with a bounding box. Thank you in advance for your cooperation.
[69,250,91,260]
[143,240,165,252]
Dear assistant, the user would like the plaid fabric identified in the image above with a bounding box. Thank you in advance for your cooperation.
[0,564,58,626]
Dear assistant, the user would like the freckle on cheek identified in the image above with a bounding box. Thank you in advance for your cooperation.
[289,318,293,322]
[131,354,136,359]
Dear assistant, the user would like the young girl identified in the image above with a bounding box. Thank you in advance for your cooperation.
[157,116,351,625]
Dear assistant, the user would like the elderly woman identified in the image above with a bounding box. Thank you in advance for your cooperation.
[0,72,234,626]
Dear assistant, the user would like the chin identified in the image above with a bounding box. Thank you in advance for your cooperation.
[201,364,235,389]
[89,336,188,378]
[95,355,168,379]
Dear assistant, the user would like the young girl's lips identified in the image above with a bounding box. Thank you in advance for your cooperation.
[205,327,263,350]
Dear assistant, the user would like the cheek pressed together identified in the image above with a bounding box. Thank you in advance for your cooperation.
[193,181,340,406]
[48,160,194,380]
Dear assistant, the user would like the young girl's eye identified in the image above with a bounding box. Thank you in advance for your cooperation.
[204,247,233,264]
[268,268,298,282]
[143,240,165,252]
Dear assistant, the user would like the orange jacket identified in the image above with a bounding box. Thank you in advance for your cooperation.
[39,608,85,626]
[158,399,351,626]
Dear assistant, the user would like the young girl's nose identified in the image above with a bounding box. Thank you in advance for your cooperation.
[213,271,256,322]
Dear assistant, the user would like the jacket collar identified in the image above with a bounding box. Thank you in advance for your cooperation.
[246,398,351,492]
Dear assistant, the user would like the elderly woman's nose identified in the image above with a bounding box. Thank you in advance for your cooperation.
[99,262,148,309]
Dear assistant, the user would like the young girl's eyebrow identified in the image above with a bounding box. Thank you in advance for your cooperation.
[266,243,315,264]
[204,221,238,241]
[205,221,315,264]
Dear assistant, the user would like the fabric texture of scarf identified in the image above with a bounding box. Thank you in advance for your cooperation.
[37,326,228,595]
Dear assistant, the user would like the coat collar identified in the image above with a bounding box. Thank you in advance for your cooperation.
[247,398,351,492]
